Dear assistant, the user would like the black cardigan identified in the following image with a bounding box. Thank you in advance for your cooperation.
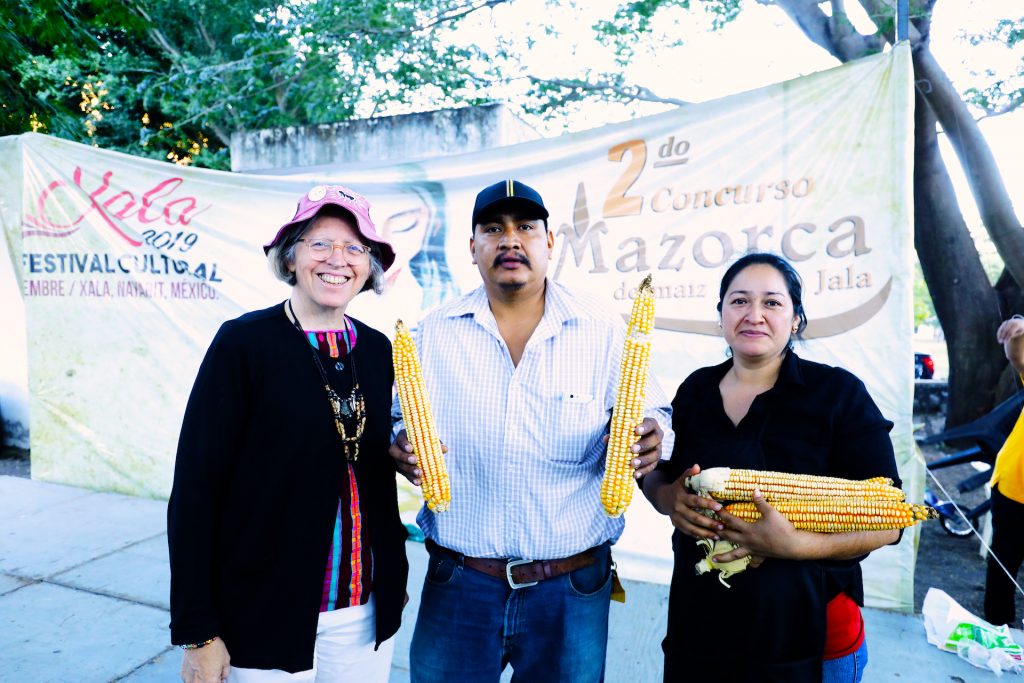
[167,304,408,673]
[660,351,899,682]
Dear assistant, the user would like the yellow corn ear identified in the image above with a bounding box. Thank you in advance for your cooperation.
[723,500,938,532]
[393,320,450,513]
[686,467,905,503]
[601,275,655,517]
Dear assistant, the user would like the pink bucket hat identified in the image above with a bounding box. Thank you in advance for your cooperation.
[264,184,396,271]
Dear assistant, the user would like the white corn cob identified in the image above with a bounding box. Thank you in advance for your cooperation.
[686,467,906,503]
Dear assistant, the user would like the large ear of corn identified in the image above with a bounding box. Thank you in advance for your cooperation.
[691,468,935,584]
[393,320,450,513]
[723,499,938,532]
[686,467,905,503]
[601,275,655,518]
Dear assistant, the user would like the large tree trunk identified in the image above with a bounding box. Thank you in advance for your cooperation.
[769,0,1017,423]
[913,48,1024,290]
[913,90,1005,424]
[859,0,1024,285]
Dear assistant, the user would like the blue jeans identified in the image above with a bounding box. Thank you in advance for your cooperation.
[409,543,612,683]
[822,637,868,683]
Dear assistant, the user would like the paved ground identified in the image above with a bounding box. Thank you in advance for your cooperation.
[2,475,1022,682]
[0,449,28,478]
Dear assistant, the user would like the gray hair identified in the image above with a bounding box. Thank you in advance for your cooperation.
[267,206,385,295]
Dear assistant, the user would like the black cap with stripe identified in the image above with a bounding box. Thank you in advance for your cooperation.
[471,179,549,229]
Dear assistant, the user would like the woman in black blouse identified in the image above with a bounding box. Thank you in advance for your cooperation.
[168,185,408,683]
[642,253,901,683]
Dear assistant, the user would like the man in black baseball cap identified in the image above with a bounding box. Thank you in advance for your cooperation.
[470,179,550,230]
[390,178,672,683]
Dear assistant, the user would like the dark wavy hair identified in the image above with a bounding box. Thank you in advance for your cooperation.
[716,252,807,347]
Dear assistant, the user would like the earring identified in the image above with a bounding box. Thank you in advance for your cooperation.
[792,324,799,334]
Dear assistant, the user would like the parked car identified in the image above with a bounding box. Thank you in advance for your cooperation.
[915,352,935,379]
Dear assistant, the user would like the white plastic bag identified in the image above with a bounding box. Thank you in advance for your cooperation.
[922,588,1023,675]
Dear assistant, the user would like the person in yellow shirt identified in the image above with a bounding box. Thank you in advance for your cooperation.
[986,315,1024,627]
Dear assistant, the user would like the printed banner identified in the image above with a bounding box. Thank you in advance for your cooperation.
[0,45,917,608]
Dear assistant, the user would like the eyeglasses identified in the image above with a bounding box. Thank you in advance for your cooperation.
[299,238,371,262]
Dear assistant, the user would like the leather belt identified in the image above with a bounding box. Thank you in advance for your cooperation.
[428,541,598,589]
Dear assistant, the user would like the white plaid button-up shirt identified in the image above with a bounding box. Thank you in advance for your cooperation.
[393,280,675,559]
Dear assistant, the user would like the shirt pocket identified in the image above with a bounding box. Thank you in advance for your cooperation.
[543,389,605,464]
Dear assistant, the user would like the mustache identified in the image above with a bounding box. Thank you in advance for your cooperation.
[493,252,530,268]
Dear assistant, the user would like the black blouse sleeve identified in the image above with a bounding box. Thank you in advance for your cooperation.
[659,370,707,482]
[827,370,900,488]
[166,320,249,645]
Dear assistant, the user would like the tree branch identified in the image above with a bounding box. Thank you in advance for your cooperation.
[161,48,294,78]
[527,75,690,106]
[977,94,1024,119]
[125,0,183,61]
[323,0,510,39]
[829,0,885,60]
[197,16,217,53]
[419,0,510,32]
[207,120,231,148]
[764,0,883,62]
[857,0,932,45]
[762,0,841,59]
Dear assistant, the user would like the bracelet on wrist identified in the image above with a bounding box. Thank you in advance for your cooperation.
[180,636,218,651]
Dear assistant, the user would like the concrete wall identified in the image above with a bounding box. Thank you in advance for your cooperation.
[230,103,540,173]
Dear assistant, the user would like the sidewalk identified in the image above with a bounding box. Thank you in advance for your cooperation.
[0,475,1017,682]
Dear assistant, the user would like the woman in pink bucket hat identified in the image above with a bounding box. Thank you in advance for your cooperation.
[168,184,409,682]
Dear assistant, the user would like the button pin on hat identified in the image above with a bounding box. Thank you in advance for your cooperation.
[265,183,396,270]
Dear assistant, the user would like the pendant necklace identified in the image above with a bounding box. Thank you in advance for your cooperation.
[287,300,365,461]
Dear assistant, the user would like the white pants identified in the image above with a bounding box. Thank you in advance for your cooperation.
[228,596,394,683]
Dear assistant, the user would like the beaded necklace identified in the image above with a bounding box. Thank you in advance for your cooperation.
[287,300,366,461]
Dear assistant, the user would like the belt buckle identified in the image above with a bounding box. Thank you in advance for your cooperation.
[505,558,538,589]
